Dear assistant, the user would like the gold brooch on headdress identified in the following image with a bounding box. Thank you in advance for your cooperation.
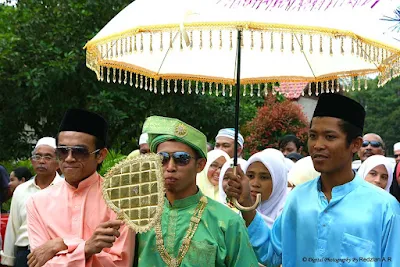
[174,123,188,138]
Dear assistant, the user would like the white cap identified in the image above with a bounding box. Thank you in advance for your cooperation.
[139,133,149,145]
[394,142,400,151]
[35,137,56,149]
[215,128,244,148]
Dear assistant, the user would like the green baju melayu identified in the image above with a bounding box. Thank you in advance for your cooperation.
[137,190,259,266]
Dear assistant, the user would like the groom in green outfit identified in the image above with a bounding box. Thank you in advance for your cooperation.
[136,116,258,266]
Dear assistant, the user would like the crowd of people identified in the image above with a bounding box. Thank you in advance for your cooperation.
[0,93,399,266]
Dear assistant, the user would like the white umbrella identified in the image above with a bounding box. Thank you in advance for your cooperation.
[85,0,400,210]
[85,0,399,90]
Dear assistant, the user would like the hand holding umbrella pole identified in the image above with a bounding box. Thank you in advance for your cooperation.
[230,29,261,212]
[231,166,262,211]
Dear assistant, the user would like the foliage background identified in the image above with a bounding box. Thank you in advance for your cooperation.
[0,0,264,161]
[346,77,400,156]
[1,0,399,163]
[242,95,309,156]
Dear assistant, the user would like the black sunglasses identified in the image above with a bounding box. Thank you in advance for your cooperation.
[158,152,195,166]
[56,146,100,161]
[362,141,382,148]
[394,154,400,158]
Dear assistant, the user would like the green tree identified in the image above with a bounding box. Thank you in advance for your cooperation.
[0,4,32,159]
[0,1,136,159]
[0,0,266,160]
[242,94,309,156]
[346,77,400,156]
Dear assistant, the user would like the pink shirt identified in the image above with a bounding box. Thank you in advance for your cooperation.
[26,172,135,267]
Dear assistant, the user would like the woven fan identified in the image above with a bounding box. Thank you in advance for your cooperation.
[102,153,165,233]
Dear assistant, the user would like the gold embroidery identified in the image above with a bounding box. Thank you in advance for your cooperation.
[155,196,208,267]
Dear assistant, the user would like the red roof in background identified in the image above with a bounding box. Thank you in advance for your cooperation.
[275,82,308,99]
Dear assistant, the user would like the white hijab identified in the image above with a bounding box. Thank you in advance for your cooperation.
[218,157,247,207]
[357,155,393,192]
[244,149,288,227]
[196,150,230,200]
[284,158,295,173]
[288,156,320,186]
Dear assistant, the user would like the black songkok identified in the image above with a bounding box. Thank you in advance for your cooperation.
[313,93,365,130]
[59,109,108,144]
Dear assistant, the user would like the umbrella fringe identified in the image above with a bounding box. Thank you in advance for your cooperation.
[86,27,398,88]
[85,25,398,56]
[91,65,378,97]
[90,59,381,86]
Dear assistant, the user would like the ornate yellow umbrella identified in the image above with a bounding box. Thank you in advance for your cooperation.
[85,0,399,90]
[85,0,400,211]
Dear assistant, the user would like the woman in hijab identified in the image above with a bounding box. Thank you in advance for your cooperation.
[218,158,247,212]
[196,150,230,200]
[357,155,393,192]
[284,158,295,173]
[243,149,288,227]
[287,156,320,188]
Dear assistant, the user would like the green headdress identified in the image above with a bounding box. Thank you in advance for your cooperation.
[142,116,207,158]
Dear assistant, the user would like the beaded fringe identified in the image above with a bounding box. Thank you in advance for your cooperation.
[97,66,370,97]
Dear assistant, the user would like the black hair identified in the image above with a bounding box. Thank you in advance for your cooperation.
[279,135,302,150]
[337,119,363,147]
[309,118,362,147]
[94,137,106,150]
[13,167,32,181]
[94,137,106,171]
[194,149,203,160]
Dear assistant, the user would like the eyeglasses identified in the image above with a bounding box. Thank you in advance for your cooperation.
[362,141,382,148]
[56,146,100,161]
[158,152,195,166]
[31,154,55,162]
[394,154,400,158]
[209,163,223,171]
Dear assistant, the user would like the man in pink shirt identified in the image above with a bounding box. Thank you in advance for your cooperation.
[26,109,135,267]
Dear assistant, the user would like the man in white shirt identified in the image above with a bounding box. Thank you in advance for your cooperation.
[0,137,62,267]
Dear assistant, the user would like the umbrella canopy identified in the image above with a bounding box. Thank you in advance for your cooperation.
[85,0,400,96]
[85,0,399,211]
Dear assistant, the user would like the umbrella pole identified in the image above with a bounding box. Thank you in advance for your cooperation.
[233,29,241,167]
[231,29,262,212]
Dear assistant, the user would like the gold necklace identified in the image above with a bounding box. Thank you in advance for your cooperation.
[155,196,208,267]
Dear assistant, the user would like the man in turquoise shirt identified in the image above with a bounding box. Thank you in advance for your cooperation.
[226,93,400,266]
